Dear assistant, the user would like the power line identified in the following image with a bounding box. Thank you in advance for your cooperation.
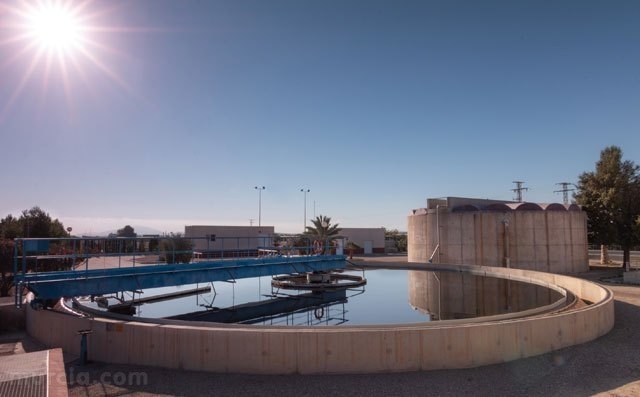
[511,181,529,202]
[554,182,576,205]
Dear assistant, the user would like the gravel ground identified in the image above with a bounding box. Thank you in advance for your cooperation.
[64,266,640,397]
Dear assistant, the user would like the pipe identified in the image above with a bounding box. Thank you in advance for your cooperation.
[503,219,511,310]
[436,205,441,264]
[428,244,440,264]
[503,219,510,268]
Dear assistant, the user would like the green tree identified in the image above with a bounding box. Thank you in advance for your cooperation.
[159,233,193,264]
[0,207,68,239]
[305,215,342,254]
[0,215,21,240]
[0,240,15,297]
[116,225,137,252]
[117,225,136,237]
[0,207,71,296]
[575,146,640,270]
[385,228,408,252]
[305,215,342,241]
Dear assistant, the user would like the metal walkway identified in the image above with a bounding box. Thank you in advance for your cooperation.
[12,236,346,305]
[16,255,345,302]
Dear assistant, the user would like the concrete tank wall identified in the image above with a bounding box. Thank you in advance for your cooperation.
[25,263,613,374]
[408,209,588,274]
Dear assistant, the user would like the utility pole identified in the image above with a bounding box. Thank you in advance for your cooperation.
[554,182,576,205]
[511,181,529,202]
[300,188,310,232]
[254,186,265,227]
[249,219,254,227]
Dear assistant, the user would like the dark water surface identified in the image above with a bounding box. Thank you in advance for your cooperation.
[79,268,563,326]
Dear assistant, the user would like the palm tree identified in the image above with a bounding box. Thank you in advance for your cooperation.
[305,215,342,254]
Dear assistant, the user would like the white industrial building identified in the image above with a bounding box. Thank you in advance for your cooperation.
[184,225,275,257]
[183,225,389,256]
[339,227,386,254]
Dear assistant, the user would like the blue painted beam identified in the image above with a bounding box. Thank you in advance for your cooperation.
[19,255,346,300]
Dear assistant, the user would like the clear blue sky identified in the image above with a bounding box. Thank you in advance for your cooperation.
[1,0,639,234]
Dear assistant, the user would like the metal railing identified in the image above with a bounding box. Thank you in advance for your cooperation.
[11,235,346,307]
[12,235,343,276]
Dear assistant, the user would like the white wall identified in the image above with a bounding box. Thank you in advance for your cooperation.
[339,228,386,251]
[184,225,275,252]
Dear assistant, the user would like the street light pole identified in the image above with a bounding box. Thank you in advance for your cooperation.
[254,186,265,227]
[300,188,310,232]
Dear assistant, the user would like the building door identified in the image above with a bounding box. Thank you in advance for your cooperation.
[364,240,373,254]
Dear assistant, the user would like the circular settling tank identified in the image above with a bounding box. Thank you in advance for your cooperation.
[71,267,567,326]
[26,262,614,374]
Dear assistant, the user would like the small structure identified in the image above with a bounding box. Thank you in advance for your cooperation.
[339,228,386,254]
[408,197,588,274]
[185,225,275,257]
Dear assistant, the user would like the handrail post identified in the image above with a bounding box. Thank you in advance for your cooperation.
[118,239,122,268]
[72,238,77,272]
[22,240,26,275]
[14,240,19,307]
[13,239,18,277]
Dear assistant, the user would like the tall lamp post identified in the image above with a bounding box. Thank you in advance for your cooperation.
[300,188,310,232]
[254,186,265,227]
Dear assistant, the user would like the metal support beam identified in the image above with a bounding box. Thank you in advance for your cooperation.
[18,255,347,301]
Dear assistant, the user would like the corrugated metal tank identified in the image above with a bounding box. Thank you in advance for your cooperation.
[408,200,588,274]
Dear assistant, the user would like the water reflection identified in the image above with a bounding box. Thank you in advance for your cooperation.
[408,270,563,320]
[167,289,356,326]
[79,269,564,326]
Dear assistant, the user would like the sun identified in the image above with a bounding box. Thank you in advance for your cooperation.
[0,0,138,120]
[24,2,85,54]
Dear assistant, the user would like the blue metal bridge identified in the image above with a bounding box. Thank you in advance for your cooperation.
[12,236,346,306]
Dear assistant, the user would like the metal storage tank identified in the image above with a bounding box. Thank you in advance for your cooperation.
[407,197,588,274]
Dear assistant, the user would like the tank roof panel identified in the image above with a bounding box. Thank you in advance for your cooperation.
[412,196,583,214]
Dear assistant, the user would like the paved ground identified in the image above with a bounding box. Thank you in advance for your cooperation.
[59,258,640,397]
[588,249,640,261]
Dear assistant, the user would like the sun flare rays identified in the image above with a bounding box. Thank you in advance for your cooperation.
[23,1,85,54]
[0,0,136,121]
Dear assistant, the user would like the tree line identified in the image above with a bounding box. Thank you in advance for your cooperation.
[0,207,70,296]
